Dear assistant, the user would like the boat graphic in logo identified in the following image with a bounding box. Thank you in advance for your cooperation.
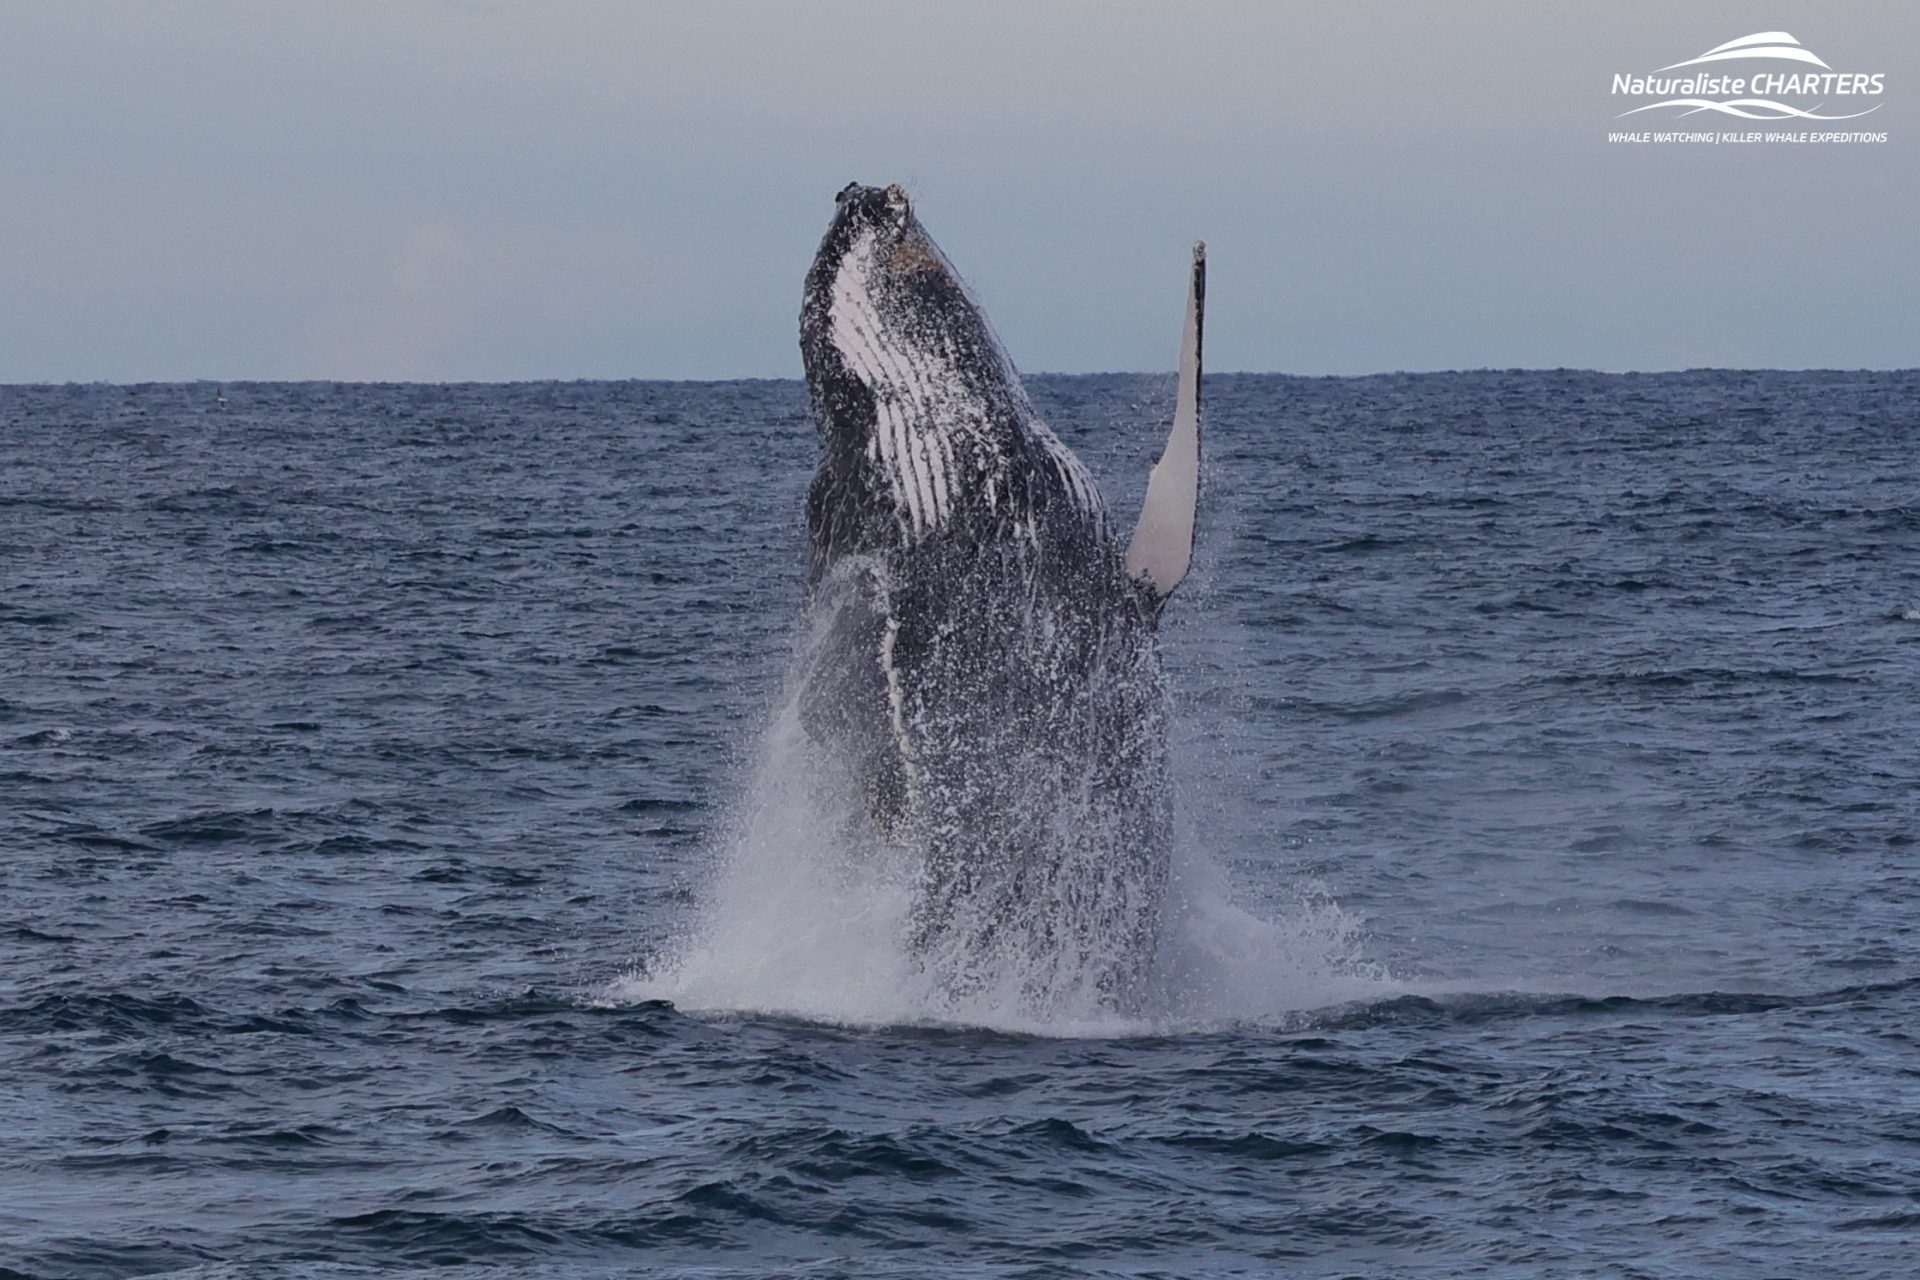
[1611,32,1885,120]
[1655,32,1831,73]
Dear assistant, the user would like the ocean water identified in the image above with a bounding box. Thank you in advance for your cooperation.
[2,371,1917,1278]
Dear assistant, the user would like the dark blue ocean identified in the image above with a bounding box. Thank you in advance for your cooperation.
[3,371,1918,1278]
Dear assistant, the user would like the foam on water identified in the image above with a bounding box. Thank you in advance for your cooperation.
[613,660,1384,1036]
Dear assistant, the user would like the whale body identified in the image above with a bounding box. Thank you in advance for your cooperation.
[796,183,1204,1009]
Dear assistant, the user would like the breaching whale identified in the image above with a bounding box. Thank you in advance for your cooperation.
[796,182,1204,1010]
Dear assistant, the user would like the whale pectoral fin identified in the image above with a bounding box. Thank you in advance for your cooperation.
[1125,241,1206,609]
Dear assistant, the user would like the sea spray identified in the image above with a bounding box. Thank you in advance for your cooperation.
[616,615,1384,1034]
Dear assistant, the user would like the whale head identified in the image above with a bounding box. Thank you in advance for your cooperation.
[800,183,1026,453]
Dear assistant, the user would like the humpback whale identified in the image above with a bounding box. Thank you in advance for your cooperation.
[796,182,1204,1010]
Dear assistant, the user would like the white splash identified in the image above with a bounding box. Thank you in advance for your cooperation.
[606,668,1386,1037]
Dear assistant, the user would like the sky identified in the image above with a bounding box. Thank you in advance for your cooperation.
[1,1,1915,382]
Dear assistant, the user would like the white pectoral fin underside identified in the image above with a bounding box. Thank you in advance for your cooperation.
[1125,241,1206,604]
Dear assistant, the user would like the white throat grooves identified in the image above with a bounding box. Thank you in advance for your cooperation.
[827,231,955,542]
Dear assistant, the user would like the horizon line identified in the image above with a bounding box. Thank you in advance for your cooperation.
[5,363,1917,390]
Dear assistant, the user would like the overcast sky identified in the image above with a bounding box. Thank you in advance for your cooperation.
[1,1,1914,381]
